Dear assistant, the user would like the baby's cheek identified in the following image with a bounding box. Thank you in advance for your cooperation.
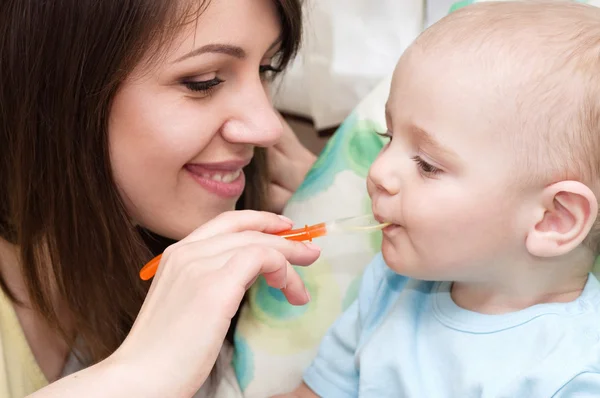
[404,196,483,248]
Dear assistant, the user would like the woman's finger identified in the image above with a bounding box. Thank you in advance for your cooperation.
[279,261,309,306]
[147,216,320,282]
[174,230,320,267]
[184,210,293,241]
[265,183,293,214]
[267,146,291,187]
[154,233,319,283]
[221,246,310,305]
[275,112,306,152]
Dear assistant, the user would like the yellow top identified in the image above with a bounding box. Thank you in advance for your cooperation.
[0,289,47,397]
[0,287,243,397]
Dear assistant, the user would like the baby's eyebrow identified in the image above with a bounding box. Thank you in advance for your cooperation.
[385,102,460,165]
[412,125,460,163]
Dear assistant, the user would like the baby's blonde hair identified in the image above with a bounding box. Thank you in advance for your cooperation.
[417,0,600,251]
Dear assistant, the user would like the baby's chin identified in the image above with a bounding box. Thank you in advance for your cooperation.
[381,240,419,276]
[381,242,453,281]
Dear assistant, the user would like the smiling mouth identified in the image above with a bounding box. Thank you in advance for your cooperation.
[196,169,242,183]
[184,164,246,198]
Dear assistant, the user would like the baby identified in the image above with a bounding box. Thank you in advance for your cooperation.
[282,1,600,397]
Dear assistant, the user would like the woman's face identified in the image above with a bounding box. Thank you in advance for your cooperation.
[109,0,284,240]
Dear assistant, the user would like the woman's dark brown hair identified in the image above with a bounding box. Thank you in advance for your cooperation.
[0,0,301,369]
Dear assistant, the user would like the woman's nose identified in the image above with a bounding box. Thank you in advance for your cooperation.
[220,83,283,147]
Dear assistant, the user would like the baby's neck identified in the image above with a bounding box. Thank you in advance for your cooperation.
[450,249,595,314]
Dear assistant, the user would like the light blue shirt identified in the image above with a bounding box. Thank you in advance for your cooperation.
[303,253,600,397]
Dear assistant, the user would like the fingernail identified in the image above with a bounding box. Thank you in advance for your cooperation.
[304,242,321,252]
[305,286,311,302]
[277,215,293,224]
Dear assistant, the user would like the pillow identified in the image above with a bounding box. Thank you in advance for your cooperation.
[233,76,391,397]
[233,1,600,396]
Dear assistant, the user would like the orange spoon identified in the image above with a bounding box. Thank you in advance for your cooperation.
[139,215,389,281]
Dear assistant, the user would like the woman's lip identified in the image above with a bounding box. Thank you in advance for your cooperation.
[185,165,246,198]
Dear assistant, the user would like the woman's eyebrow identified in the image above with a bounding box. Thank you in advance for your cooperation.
[174,37,282,64]
[174,44,246,63]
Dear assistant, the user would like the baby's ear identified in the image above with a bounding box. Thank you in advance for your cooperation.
[526,181,598,257]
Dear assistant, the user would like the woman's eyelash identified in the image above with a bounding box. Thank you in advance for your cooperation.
[182,64,282,95]
[259,64,282,81]
[411,156,441,175]
[182,77,224,94]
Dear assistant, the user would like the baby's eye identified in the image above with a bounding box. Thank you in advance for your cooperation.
[411,156,442,176]
[376,130,393,141]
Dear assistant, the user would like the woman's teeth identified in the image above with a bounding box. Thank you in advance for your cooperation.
[200,169,241,183]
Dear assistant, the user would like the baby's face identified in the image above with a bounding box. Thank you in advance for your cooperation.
[368,45,532,282]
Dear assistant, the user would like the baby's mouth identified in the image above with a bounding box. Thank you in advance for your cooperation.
[373,212,393,225]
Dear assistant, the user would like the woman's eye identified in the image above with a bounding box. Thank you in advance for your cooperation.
[412,156,442,176]
[259,64,282,81]
[182,77,224,95]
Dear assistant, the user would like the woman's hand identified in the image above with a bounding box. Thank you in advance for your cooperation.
[110,211,321,396]
[266,114,317,213]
